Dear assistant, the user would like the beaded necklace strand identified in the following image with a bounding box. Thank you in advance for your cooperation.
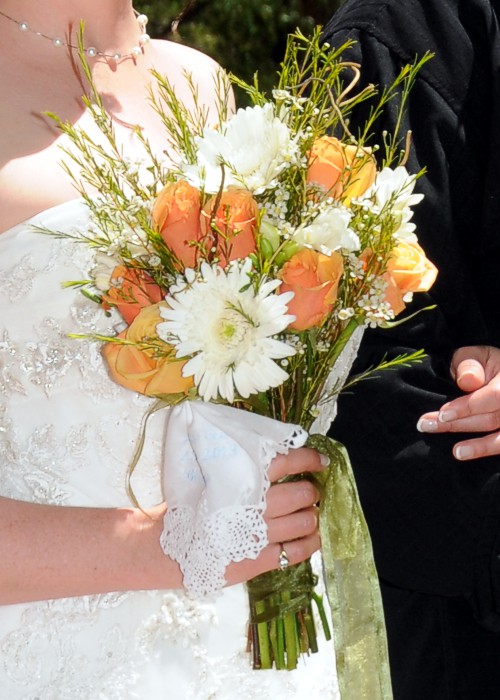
[0,7,150,60]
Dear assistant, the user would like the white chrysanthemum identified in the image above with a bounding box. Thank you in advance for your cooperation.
[360,166,423,242]
[157,260,296,402]
[91,251,120,291]
[293,207,360,253]
[181,104,298,194]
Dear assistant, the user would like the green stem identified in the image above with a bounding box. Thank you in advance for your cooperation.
[282,590,299,670]
[273,617,286,670]
[301,606,319,653]
[284,613,298,670]
[268,619,279,669]
[246,559,321,670]
[312,591,332,641]
[254,601,272,669]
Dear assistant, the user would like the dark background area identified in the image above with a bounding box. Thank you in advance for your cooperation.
[135,1,343,95]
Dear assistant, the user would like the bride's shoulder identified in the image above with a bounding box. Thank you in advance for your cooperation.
[151,39,225,88]
[150,39,231,114]
[152,38,220,71]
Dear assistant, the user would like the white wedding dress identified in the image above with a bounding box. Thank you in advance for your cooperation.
[0,200,339,699]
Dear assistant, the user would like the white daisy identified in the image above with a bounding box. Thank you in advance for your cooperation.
[181,103,298,195]
[157,260,296,402]
[360,166,424,242]
[293,206,360,253]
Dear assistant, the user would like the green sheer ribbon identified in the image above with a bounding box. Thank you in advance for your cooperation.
[308,434,393,700]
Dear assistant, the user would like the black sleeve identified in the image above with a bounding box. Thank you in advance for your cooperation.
[322,0,500,628]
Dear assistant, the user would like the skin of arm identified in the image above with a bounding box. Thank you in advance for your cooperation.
[0,447,325,605]
[417,345,500,460]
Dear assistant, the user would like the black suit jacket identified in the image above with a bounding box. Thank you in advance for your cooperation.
[323,0,500,630]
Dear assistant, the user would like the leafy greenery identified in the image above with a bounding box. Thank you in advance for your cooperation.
[135,1,342,98]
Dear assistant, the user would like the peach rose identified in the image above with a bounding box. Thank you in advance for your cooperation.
[372,241,438,315]
[278,248,344,331]
[201,188,258,266]
[307,136,376,204]
[103,303,193,397]
[102,266,164,325]
[382,272,406,316]
[152,180,204,268]
[387,240,438,294]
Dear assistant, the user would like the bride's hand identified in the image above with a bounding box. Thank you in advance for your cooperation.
[417,345,500,459]
[224,447,327,586]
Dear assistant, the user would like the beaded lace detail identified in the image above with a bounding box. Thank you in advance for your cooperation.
[0,202,338,699]
[310,325,365,436]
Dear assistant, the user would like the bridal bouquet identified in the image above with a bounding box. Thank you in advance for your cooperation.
[46,28,435,699]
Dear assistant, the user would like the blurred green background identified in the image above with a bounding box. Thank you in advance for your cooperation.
[135,1,342,95]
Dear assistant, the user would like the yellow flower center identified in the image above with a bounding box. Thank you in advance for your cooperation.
[217,309,250,350]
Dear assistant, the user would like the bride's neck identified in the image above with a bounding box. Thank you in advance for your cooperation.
[0,0,143,59]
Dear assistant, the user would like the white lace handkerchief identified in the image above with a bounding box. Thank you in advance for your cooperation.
[159,401,307,599]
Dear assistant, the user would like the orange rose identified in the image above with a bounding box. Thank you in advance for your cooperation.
[201,188,258,266]
[382,272,406,316]
[307,136,376,204]
[377,241,437,315]
[152,180,204,268]
[359,249,401,315]
[387,240,438,294]
[103,303,193,397]
[278,248,344,331]
[102,266,164,325]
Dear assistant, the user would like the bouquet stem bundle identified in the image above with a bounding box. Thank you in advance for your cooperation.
[247,559,328,670]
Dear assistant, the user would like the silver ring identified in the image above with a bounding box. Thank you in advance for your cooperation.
[278,542,290,571]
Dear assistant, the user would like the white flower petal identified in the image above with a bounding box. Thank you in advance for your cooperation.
[159,261,296,402]
[180,104,297,194]
[293,207,359,253]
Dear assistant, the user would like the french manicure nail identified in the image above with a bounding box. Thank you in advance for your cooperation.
[439,409,458,423]
[459,370,478,381]
[455,445,473,460]
[319,454,330,468]
[417,418,438,433]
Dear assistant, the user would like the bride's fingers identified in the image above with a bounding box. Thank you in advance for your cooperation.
[454,358,486,392]
[223,448,325,588]
[264,480,320,519]
[453,432,500,460]
[224,532,321,586]
[440,379,500,422]
[265,506,318,544]
[265,533,320,570]
[417,409,500,434]
[268,447,329,483]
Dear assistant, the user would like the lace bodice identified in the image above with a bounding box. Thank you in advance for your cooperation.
[0,200,338,699]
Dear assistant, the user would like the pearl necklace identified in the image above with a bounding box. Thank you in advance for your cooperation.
[0,8,150,60]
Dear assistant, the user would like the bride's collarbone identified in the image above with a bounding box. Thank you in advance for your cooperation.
[0,107,168,235]
[0,78,167,234]
[0,40,222,233]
